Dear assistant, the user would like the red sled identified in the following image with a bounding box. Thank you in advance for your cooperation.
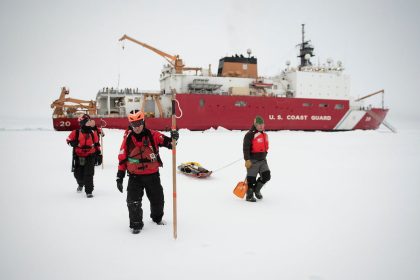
[177,162,212,178]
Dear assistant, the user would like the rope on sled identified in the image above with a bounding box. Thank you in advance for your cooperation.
[212,157,242,173]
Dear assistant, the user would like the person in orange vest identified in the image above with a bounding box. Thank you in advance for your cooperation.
[243,115,271,202]
[66,114,102,198]
[116,110,179,234]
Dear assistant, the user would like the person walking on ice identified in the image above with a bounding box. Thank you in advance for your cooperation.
[243,115,271,202]
[66,114,102,198]
[116,110,179,234]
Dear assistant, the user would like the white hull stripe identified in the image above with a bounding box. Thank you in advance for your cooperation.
[334,109,366,130]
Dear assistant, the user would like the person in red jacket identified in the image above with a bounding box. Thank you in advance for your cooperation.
[116,110,179,234]
[66,114,102,198]
[243,115,271,202]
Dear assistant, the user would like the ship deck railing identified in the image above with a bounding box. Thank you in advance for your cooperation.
[97,89,161,95]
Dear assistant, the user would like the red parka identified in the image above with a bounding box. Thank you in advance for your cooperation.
[67,129,101,157]
[118,128,172,175]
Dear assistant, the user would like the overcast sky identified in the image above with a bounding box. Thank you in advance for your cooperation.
[0,0,419,124]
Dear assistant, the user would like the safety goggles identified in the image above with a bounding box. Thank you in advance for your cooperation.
[130,119,145,128]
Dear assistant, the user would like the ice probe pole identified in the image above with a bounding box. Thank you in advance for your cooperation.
[171,90,177,239]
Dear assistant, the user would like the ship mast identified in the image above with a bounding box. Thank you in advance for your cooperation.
[298,24,315,69]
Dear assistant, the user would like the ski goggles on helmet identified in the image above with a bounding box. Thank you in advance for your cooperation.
[130,119,145,128]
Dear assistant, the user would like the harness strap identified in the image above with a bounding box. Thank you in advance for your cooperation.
[75,129,97,148]
[126,129,163,167]
[128,157,154,163]
[146,130,163,166]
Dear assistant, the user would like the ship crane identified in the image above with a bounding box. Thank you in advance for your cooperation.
[51,87,96,117]
[119,34,201,74]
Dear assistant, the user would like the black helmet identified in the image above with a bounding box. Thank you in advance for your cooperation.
[78,114,90,127]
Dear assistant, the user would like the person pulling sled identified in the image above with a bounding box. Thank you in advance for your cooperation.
[243,115,271,202]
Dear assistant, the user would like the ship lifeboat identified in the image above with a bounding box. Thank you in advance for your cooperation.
[251,81,273,88]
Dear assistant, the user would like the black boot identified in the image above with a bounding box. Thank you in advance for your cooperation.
[131,228,141,234]
[128,201,143,233]
[254,181,263,200]
[246,188,256,202]
[130,222,143,234]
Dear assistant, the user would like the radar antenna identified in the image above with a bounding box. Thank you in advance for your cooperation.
[297,24,315,69]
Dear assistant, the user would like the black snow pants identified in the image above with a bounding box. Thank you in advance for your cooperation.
[73,154,95,194]
[126,172,164,229]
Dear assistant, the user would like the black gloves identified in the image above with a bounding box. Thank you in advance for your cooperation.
[170,130,179,141]
[68,140,78,148]
[95,151,102,166]
[116,170,125,193]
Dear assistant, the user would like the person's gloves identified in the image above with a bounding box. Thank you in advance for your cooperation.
[95,151,102,166]
[116,170,125,193]
[68,140,78,148]
[245,160,252,169]
[170,130,179,141]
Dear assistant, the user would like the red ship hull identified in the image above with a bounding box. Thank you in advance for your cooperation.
[52,94,388,131]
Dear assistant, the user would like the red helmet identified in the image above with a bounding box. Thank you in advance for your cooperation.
[128,110,145,127]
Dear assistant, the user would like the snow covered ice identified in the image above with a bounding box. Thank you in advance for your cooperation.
[0,124,419,280]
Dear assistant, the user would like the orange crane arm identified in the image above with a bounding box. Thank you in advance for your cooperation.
[119,34,178,66]
[51,87,97,116]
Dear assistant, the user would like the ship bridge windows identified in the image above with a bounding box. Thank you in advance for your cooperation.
[302,102,312,107]
[319,103,328,108]
[334,104,344,110]
[234,101,247,107]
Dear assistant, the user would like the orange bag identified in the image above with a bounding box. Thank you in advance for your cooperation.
[233,180,248,199]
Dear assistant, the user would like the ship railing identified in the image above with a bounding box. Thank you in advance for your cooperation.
[97,88,161,95]
[355,89,385,109]
[94,114,125,118]
[93,112,169,118]
[299,66,344,73]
